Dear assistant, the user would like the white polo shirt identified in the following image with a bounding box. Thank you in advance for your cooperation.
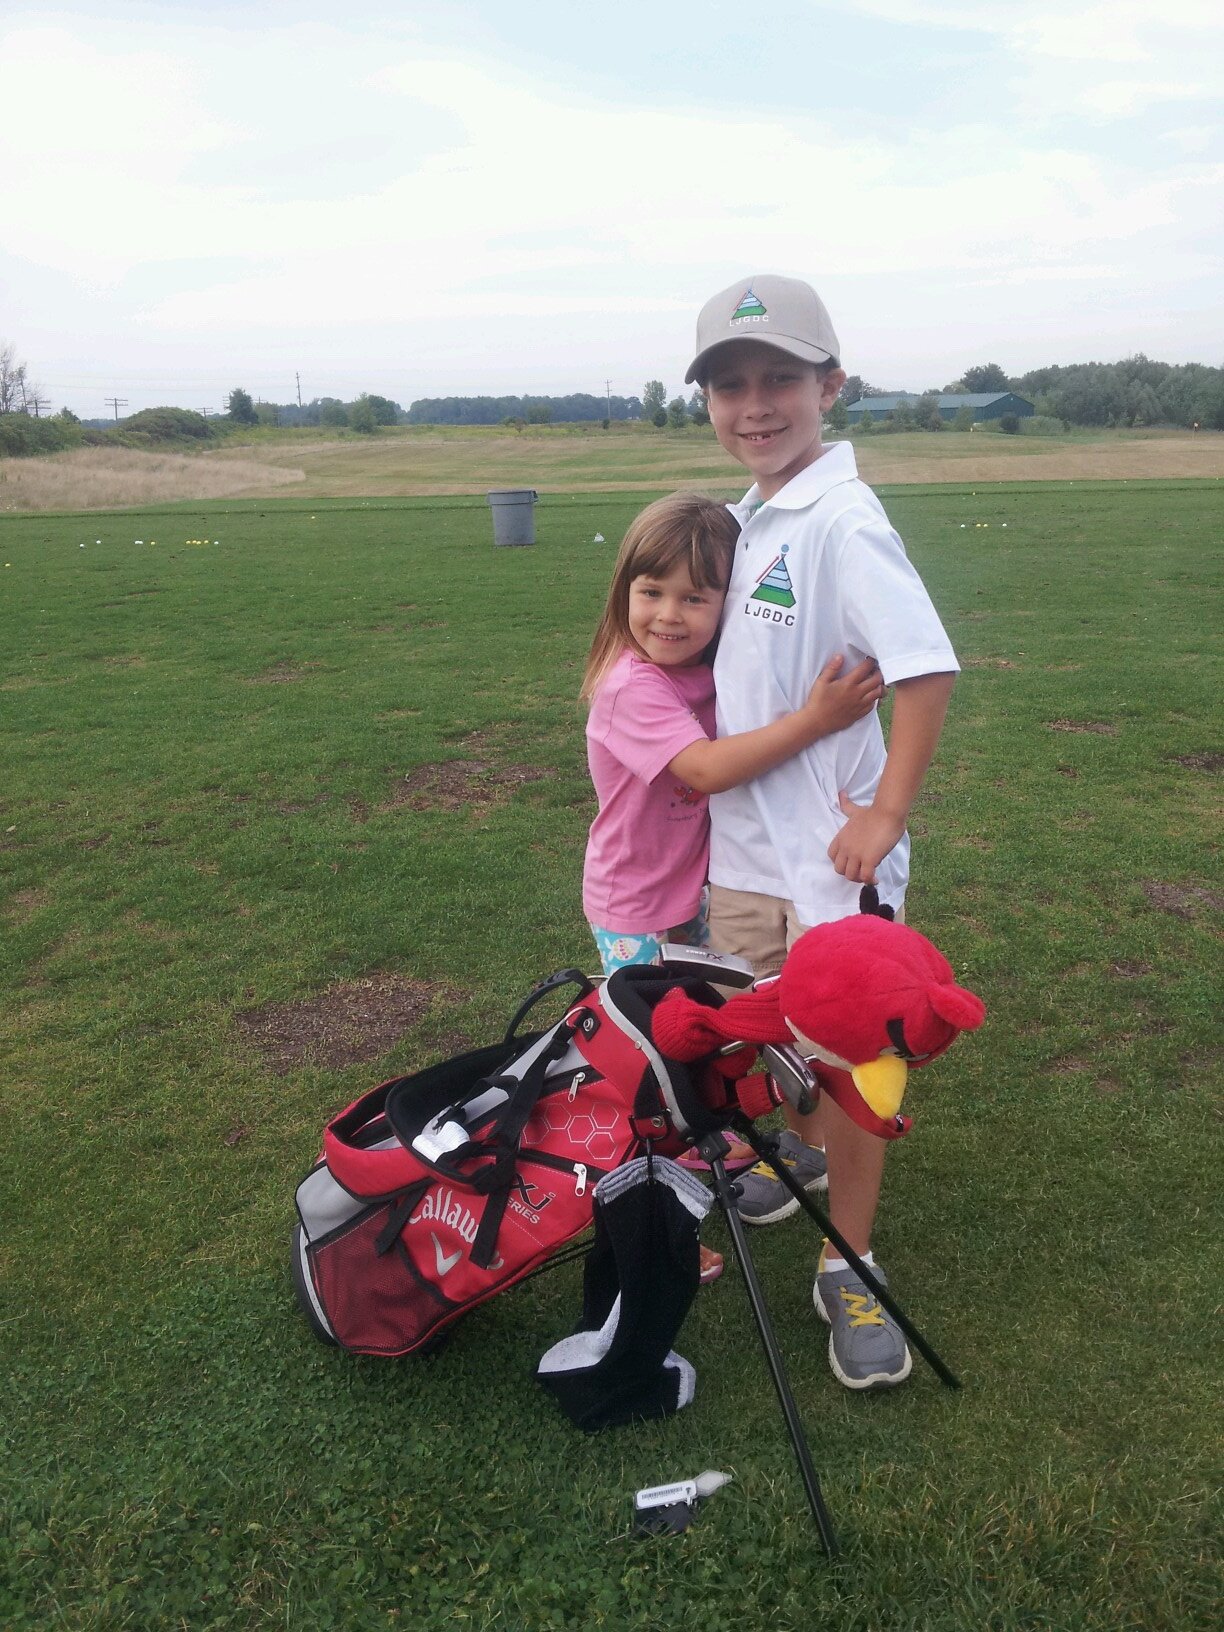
[710,440,958,925]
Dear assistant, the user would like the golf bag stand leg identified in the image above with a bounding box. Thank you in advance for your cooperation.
[735,1123,961,1391]
[698,1131,839,1557]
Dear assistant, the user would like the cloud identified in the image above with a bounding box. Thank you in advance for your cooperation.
[5,3,1221,408]
[1079,81,1212,119]
[115,51,1203,340]
[845,0,1223,115]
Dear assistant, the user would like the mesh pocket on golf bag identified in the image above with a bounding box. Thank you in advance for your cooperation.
[306,1192,460,1357]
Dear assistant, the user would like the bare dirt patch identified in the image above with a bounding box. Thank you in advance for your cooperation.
[1179,1047,1223,1077]
[235,973,452,1074]
[245,661,320,685]
[1044,719,1117,736]
[121,911,178,944]
[1169,752,1224,773]
[276,794,331,815]
[385,759,549,814]
[1110,960,1152,979]
[1141,881,1224,920]
[6,888,49,921]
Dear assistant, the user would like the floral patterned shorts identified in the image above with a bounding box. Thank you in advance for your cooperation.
[589,890,711,976]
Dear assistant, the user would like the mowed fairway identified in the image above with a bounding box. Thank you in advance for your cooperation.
[1,481,1221,1630]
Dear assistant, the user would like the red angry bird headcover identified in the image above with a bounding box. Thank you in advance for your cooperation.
[651,914,985,1138]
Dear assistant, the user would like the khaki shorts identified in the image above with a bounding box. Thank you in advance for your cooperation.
[709,884,905,981]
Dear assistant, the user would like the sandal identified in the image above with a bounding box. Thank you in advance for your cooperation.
[677,1139,755,1174]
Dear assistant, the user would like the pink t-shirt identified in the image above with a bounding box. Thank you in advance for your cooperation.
[582,650,715,932]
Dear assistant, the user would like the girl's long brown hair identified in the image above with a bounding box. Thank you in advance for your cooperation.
[581,492,740,702]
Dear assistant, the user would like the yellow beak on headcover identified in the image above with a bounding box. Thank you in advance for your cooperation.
[850,1055,909,1121]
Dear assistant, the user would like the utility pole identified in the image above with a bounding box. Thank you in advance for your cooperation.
[296,372,303,409]
[605,379,612,423]
[105,397,128,422]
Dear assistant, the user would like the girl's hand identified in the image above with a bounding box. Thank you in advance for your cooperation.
[802,655,886,737]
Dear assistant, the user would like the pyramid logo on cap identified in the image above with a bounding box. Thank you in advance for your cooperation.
[732,286,768,321]
[751,545,796,608]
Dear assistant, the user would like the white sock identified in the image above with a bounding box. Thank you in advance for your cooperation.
[821,1248,873,1273]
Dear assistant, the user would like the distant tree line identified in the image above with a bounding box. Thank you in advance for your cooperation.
[227,390,404,430]
[840,357,1224,431]
[6,335,1224,459]
[1009,357,1224,429]
[405,392,643,425]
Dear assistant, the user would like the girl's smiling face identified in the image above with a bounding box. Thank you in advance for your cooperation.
[628,562,726,667]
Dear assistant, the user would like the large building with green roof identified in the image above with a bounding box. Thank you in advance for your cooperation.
[845,392,1034,424]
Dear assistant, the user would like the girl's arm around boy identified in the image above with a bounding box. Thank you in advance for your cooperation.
[671,652,883,796]
[827,671,956,885]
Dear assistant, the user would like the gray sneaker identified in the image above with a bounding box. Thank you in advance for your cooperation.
[814,1257,912,1390]
[732,1130,827,1226]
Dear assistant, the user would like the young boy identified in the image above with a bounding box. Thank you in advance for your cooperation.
[687,274,959,1390]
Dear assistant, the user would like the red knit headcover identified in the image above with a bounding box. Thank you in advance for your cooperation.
[651,916,985,1136]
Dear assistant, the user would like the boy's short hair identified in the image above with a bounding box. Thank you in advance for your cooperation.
[686,275,841,385]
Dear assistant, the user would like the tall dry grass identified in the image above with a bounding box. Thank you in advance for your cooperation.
[0,447,304,513]
[2,427,1221,513]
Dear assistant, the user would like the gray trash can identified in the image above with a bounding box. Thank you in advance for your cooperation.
[487,488,538,547]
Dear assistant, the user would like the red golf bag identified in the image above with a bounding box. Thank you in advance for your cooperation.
[291,949,807,1358]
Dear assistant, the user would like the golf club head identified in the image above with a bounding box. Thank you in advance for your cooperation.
[760,1044,819,1116]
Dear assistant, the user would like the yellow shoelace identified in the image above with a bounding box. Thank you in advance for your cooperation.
[750,1155,794,1178]
[838,1288,887,1329]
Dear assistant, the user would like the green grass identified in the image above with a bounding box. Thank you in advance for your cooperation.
[2,483,1221,1630]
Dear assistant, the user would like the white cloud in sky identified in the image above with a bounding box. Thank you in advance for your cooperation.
[849,0,1218,66]
[1079,81,1211,119]
[2,1,1220,414]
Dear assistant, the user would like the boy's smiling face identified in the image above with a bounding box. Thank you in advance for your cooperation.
[703,340,846,500]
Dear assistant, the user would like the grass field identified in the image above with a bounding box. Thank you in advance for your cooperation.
[3,420,1223,512]
[2,477,1221,1630]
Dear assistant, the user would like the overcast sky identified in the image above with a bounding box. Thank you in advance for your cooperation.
[3,0,1220,417]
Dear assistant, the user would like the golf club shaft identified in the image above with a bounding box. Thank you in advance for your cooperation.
[705,1144,839,1556]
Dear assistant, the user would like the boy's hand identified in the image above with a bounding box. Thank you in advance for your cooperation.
[802,656,885,737]
[827,791,906,884]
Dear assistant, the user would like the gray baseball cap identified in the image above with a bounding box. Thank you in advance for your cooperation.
[685,275,841,384]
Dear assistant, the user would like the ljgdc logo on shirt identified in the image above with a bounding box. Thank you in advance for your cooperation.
[743,544,798,627]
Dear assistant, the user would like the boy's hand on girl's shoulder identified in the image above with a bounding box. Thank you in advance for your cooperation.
[827,791,906,884]
[803,655,885,738]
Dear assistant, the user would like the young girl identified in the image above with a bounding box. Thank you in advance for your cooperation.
[581,492,885,1281]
